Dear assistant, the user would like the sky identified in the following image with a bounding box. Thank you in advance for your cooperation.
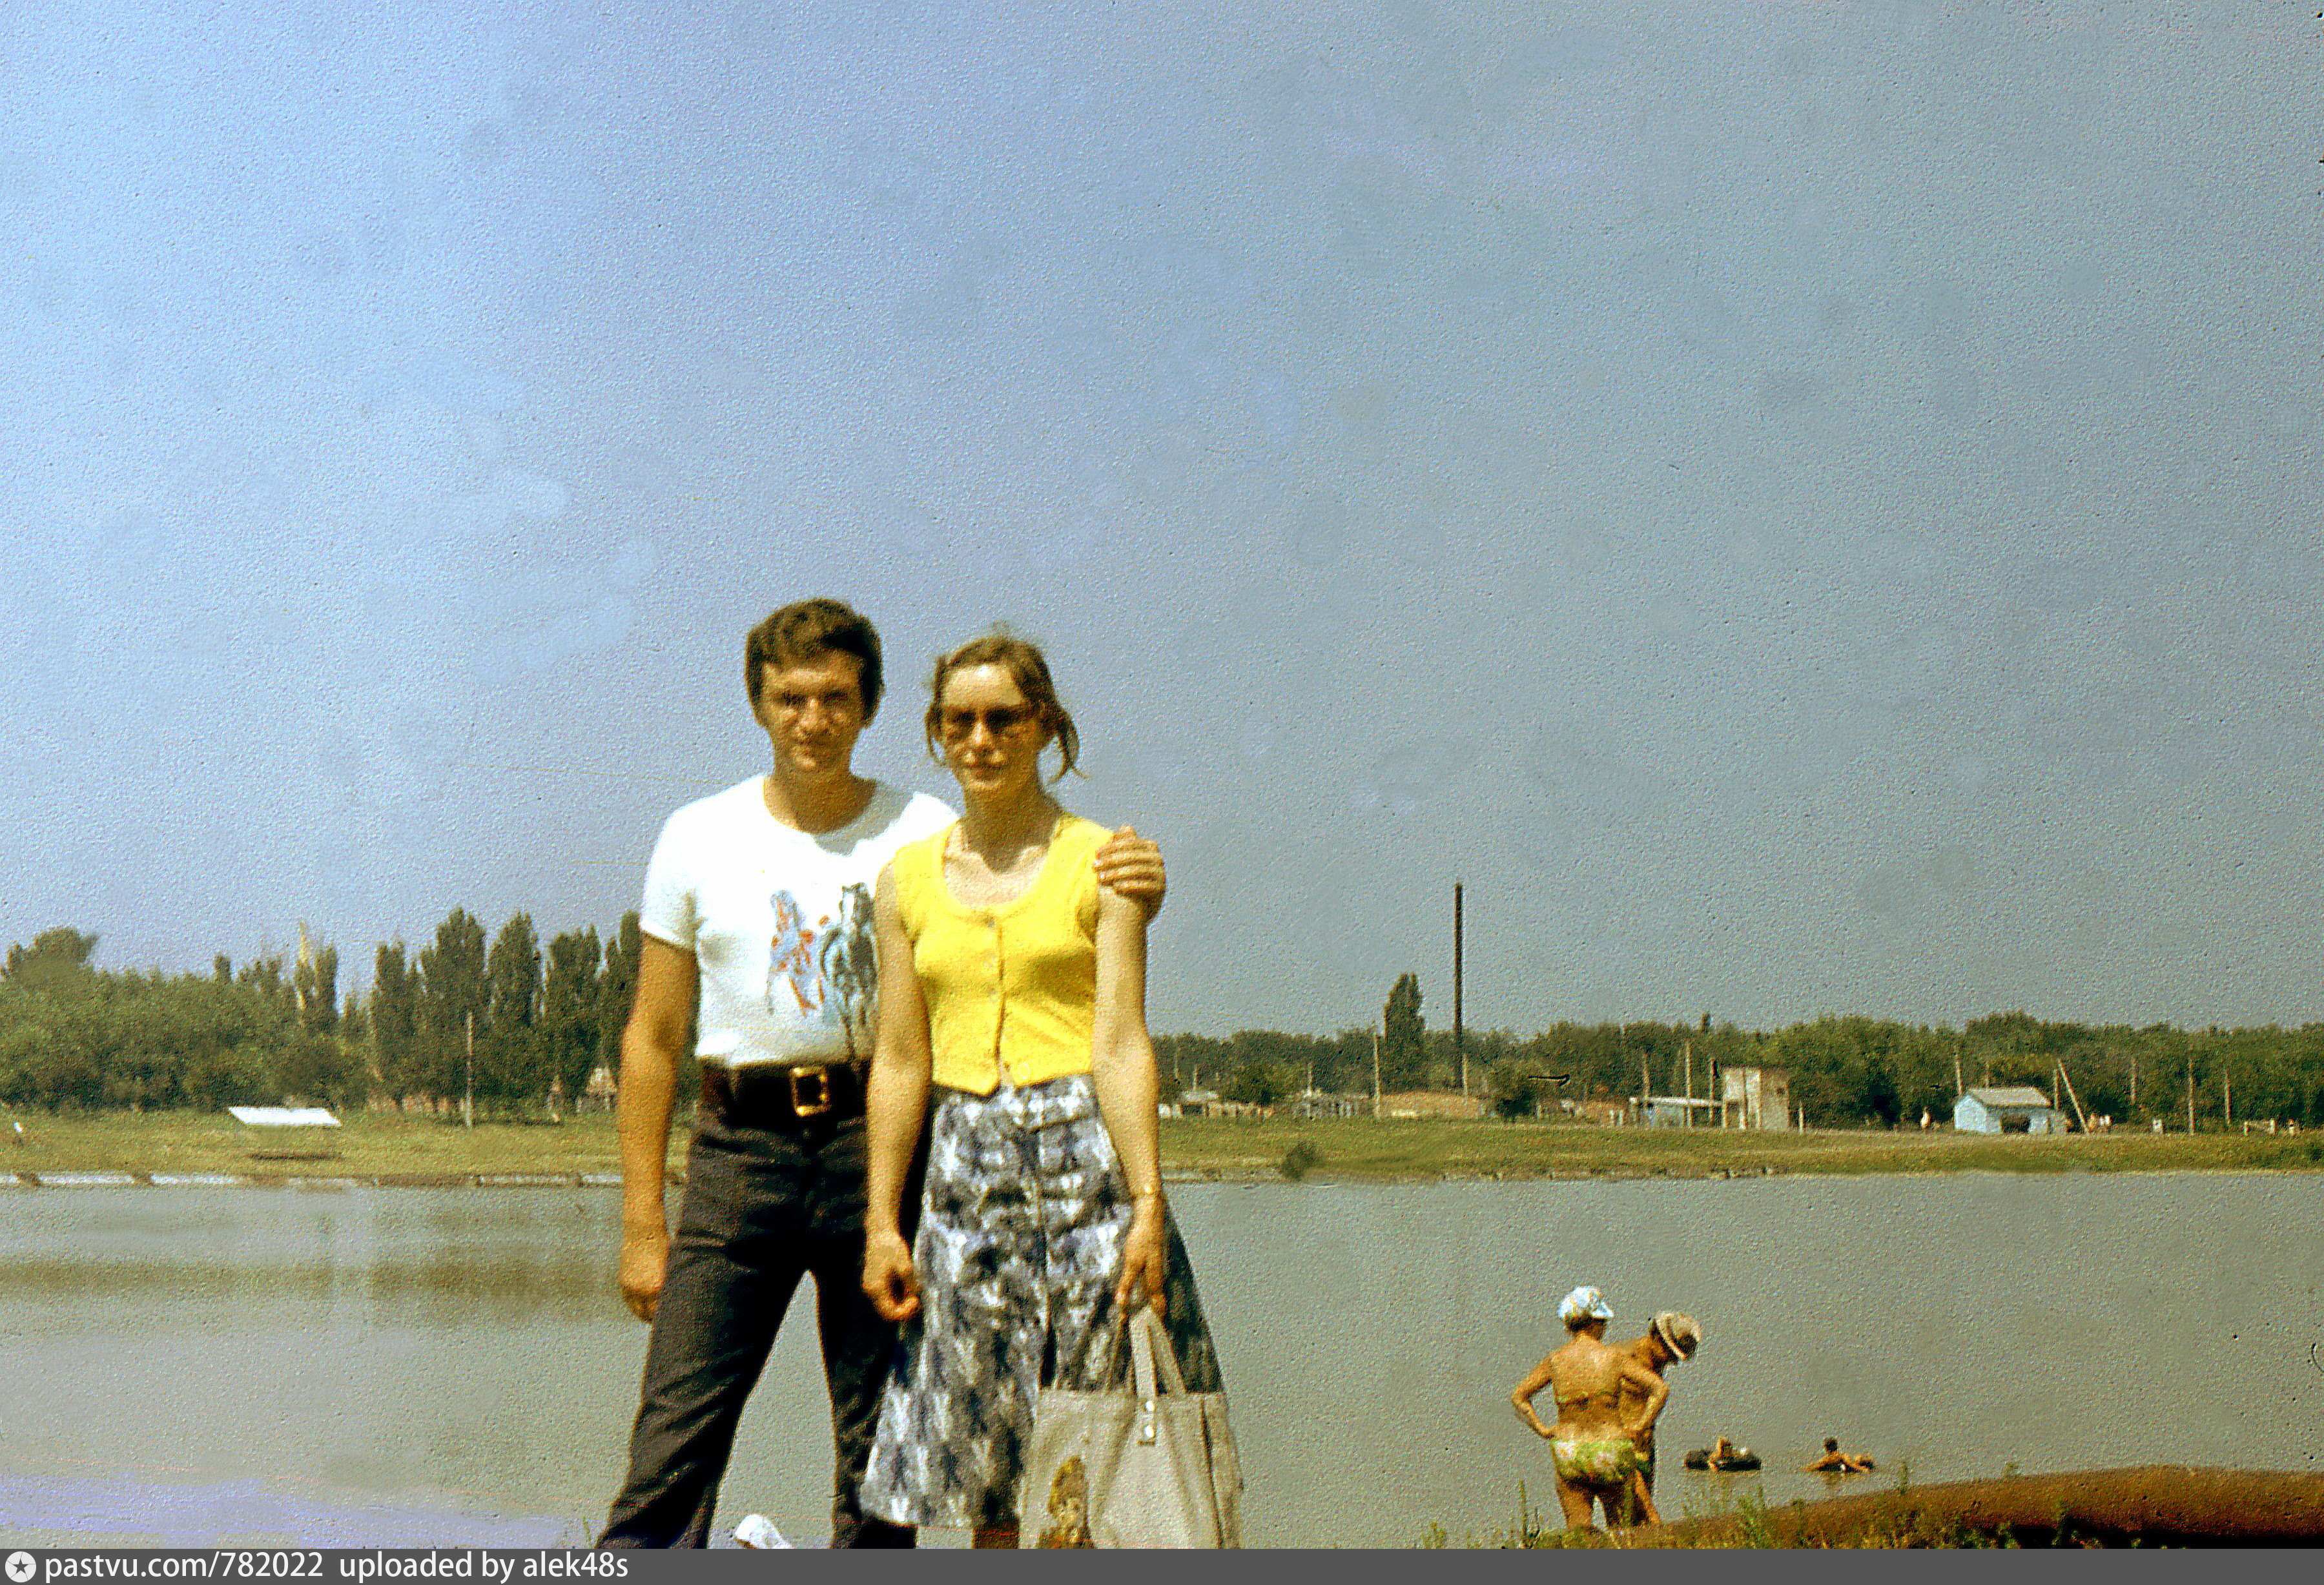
[2,0,2318,1038]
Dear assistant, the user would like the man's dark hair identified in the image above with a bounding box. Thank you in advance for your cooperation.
[745,599,883,719]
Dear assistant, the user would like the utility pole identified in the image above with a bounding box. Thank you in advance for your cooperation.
[1453,881,1465,1097]
[1372,1021,1382,1118]
[463,1010,475,1131]
[1683,1040,1693,1130]
[2186,1054,2196,1134]
[1953,1040,1965,1099]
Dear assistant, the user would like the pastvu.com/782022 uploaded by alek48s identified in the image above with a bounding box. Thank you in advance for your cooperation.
[8,1555,630,1583]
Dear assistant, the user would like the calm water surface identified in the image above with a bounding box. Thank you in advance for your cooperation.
[4,1175,2319,1546]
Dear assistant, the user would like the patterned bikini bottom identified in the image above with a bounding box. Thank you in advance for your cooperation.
[1552,1436,1639,1488]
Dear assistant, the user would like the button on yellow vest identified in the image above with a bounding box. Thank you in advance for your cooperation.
[892,814,1106,1094]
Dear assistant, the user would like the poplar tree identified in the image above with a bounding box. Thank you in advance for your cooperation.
[370,943,420,1103]
[541,925,603,1115]
[294,945,339,1035]
[418,909,488,1105]
[1383,972,1425,1090]
[483,912,543,1110]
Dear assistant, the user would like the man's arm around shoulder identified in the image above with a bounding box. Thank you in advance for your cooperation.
[1093,825,1166,919]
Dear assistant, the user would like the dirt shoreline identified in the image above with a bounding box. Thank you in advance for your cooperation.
[1627,1465,2324,1548]
[9,1152,2314,1180]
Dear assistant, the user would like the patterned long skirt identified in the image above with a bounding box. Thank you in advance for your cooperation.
[858,1074,1221,1531]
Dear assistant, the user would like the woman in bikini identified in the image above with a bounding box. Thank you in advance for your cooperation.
[1510,1285,1670,1530]
[856,630,1222,1547]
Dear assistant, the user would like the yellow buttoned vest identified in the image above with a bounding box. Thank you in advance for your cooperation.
[892,814,1107,1094]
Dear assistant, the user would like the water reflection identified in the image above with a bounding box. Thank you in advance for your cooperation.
[9,1193,615,1322]
[6,1176,2321,1546]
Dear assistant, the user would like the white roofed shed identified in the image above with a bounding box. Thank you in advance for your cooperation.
[1953,1086,2063,1135]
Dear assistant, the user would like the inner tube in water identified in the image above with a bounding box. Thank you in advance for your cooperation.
[1683,1448,1762,1471]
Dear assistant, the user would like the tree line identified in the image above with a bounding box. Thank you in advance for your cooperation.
[8,929,2323,1130]
[0,915,644,1116]
[1155,981,2324,1131]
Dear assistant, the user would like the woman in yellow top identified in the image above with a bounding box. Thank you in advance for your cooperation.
[856,631,1221,1547]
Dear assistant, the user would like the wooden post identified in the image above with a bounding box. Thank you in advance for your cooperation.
[2056,1059,2089,1134]
[1683,1041,1692,1129]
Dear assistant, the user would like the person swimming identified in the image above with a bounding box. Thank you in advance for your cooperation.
[1683,1435,1760,1471]
[1804,1437,1876,1474]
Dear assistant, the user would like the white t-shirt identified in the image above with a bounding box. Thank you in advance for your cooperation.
[639,777,954,1068]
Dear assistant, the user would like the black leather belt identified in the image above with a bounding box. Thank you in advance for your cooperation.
[701,1061,868,1128]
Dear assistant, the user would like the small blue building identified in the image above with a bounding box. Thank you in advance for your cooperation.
[1953,1085,2063,1135]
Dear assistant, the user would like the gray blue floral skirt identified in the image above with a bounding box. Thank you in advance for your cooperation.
[858,1074,1221,1531]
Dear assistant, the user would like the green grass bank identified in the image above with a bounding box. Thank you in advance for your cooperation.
[5,1108,2320,1182]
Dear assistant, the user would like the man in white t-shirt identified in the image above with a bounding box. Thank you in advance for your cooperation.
[596,598,1164,1549]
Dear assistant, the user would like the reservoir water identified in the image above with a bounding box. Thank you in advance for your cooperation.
[5,1174,2319,1546]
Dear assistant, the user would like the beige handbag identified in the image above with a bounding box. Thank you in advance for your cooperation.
[1018,1305,1244,1548]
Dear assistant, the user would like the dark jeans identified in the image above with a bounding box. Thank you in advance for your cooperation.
[598,1111,914,1549]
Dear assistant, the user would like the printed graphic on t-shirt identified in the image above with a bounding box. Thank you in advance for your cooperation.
[765,883,877,1053]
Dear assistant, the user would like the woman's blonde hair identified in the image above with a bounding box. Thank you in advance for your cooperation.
[923,629,1082,782]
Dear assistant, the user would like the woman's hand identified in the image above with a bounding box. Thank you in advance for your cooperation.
[1115,1195,1169,1320]
[862,1227,921,1323]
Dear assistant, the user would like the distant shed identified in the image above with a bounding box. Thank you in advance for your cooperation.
[1953,1085,2063,1135]
[1170,1088,1223,1118]
[1720,1067,1792,1130]
[1641,1097,1723,1129]
[1284,1090,1367,1119]
[226,1106,340,1127]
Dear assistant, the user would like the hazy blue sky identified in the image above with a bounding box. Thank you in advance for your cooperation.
[3,1,2318,1038]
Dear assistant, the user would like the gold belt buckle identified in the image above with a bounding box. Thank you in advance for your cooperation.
[788,1065,833,1118]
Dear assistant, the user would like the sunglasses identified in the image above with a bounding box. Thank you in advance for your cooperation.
[936,705,1035,739]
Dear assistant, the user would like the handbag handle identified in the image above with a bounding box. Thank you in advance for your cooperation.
[1129,1305,1191,1445]
[1130,1305,1191,1396]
